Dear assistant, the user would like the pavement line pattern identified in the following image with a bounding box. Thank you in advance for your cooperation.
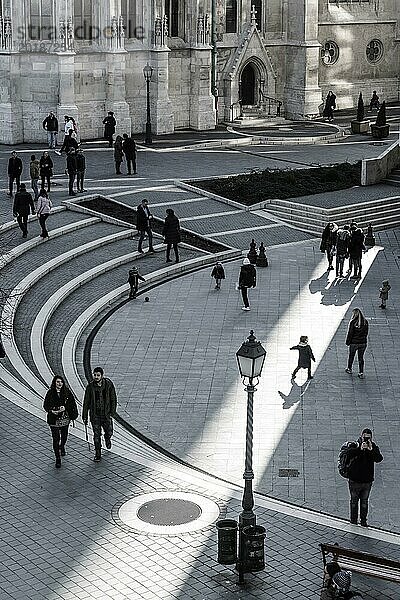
[180,209,243,222]
[208,223,282,237]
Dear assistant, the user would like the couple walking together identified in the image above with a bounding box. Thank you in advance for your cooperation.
[44,368,117,467]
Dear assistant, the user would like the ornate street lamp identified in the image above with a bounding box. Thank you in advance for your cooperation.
[235,330,266,584]
[143,63,153,144]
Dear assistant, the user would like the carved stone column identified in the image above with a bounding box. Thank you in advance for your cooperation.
[105,14,132,136]
[189,13,216,130]
[56,1,79,130]
[149,15,174,135]
[0,4,23,143]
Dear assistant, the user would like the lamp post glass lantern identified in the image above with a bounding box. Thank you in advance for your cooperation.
[235,330,266,583]
[143,64,153,144]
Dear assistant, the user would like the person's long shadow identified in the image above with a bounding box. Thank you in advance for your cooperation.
[279,379,311,410]
[309,271,358,306]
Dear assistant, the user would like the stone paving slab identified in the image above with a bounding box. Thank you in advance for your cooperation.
[216,226,314,248]
[150,198,238,220]
[1,396,399,600]
[91,229,400,533]
[182,212,277,235]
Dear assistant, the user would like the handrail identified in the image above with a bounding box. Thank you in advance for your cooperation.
[230,100,242,122]
[259,89,283,117]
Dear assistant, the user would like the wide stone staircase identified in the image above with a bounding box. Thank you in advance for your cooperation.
[260,195,400,236]
[0,203,239,469]
[385,168,400,187]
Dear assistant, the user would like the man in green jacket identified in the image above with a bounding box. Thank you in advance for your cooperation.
[82,367,117,462]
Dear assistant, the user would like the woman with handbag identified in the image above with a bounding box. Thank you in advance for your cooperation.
[43,375,78,468]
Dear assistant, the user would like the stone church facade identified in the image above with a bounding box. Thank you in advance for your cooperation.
[0,0,398,143]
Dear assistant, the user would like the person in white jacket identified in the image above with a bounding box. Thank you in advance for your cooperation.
[36,189,53,238]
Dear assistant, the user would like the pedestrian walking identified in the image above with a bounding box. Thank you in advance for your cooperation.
[43,375,78,468]
[335,225,350,277]
[13,183,35,238]
[348,223,365,279]
[122,133,137,175]
[7,151,23,197]
[379,279,391,309]
[66,149,77,196]
[345,308,368,378]
[82,367,118,462]
[345,427,383,527]
[323,90,336,121]
[211,262,225,289]
[162,208,181,263]
[320,222,338,271]
[114,135,124,174]
[36,189,53,238]
[39,151,53,193]
[42,111,59,148]
[238,257,256,311]
[128,266,145,299]
[103,111,116,147]
[290,335,315,380]
[76,148,87,192]
[369,90,380,111]
[30,154,40,201]
[136,199,155,254]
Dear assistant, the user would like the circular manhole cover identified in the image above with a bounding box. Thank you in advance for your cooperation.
[137,498,202,526]
[117,491,220,535]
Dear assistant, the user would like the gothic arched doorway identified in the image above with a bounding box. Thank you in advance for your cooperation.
[240,63,256,105]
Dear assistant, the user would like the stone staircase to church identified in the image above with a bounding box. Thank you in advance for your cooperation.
[233,105,286,128]
[385,168,400,187]
[260,195,400,235]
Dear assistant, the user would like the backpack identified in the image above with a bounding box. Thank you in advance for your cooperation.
[338,441,356,478]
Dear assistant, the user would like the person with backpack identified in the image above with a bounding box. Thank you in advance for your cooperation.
[13,183,35,238]
[128,266,145,299]
[43,375,78,468]
[340,428,383,526]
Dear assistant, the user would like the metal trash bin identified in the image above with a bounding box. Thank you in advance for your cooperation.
[242,524,266,572]
[216,519,238,565]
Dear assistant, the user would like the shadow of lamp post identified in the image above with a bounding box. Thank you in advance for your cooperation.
[143,63,153,145]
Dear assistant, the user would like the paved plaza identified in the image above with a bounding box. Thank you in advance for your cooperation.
[1,119,400,599]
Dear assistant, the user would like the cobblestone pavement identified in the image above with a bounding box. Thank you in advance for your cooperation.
[1,130,400,599]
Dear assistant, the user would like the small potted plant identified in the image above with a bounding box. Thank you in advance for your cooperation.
[351,93,370,134]
[371,101,390,139]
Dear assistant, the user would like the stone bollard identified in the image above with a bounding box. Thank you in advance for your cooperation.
[364,223,375,247]
[256,242,268,267]
[247,238,258,264]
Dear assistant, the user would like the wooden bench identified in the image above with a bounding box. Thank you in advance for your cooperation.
[320,543,400,584]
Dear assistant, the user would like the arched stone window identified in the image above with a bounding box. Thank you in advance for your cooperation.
[28,0,54,40]
[226,0,237,33]
[74,0,92,40]
[121,0,138,39]
[165,0,183,38]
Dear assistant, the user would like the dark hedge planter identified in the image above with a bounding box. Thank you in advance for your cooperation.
[351,120,370,135]
[371,124,390,139]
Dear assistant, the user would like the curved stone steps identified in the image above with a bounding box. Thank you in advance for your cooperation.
[13,231,136,382]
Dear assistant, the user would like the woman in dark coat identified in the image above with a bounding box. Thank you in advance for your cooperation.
[39,151,53,192]
[345,308,369,378]
[347,223,365,279]
[162,208,181,263]
[238,257,256,311]
[114,135,124,174]
[103,111,116,147]
[320,222,338,271]
[323,90,336,121]
[43,375,78,468]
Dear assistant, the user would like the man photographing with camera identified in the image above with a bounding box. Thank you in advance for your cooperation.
[346,428,383,527]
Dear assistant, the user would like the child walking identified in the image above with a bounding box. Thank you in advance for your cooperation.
[379,280,391,309]
[290,336,315,380]
[128,266,145,299]
[211,262,225,290]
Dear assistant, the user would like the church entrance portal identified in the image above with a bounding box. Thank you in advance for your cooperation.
[240,63,256,105]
